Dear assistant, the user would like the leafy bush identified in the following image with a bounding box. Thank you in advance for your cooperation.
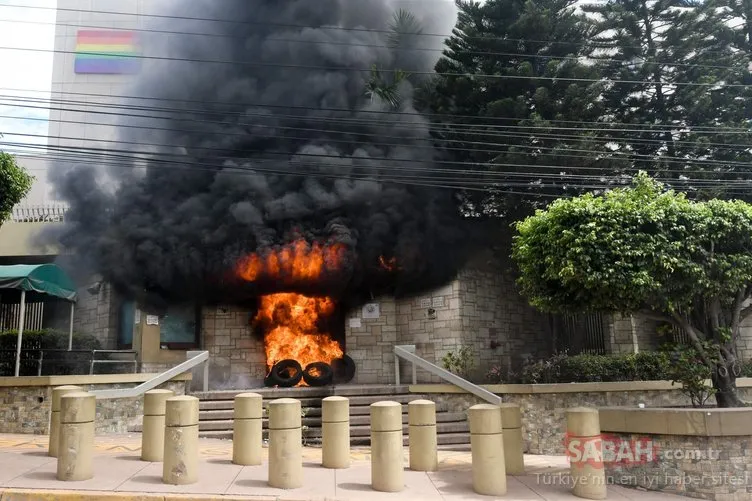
[665,342,717,408]
[742,360,752,378]
[441,346,475,379]
[519,351,672,384]
[0,329,102,376]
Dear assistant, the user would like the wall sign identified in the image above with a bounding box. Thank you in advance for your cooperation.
[74,30,140,74]
[349,318,362,328]
[146,315,159,326]
[362,303,380,319]
[432,297,445,308]
[419,298,431,308]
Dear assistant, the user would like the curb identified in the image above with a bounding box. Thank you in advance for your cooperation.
[0,491,280,501]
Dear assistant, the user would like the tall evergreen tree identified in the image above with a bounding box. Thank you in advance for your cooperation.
[424,0,628,219]
[583,0,752,199]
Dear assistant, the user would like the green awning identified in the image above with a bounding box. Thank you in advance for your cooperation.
[0,264,78,302]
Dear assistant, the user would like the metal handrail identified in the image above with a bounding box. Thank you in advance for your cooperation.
[90,350,209,400]
[394,345,502,406]
[0,349,139,376]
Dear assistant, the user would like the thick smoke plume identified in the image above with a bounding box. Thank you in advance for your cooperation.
[51,0,476,311]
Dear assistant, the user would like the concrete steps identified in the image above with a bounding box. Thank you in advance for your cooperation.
[188,384,471,447]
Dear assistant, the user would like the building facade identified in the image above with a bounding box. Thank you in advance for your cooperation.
[5,0,752,387]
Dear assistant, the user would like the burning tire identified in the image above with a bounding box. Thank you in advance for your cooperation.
[331,355,356,384]
[302,362,333,387]
[267,359,304,387]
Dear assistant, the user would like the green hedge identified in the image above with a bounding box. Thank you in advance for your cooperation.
[0,329,102,376]
[520,351,674,384]
[519,351,752,384]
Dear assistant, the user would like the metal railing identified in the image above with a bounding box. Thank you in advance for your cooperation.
[89,350,138,375]
[10,204,69,223]
[91,350,209,400]
[394,345,502,406]
[0,349,138,376]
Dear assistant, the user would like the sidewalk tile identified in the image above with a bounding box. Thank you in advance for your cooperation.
[116,458,243,495]
[5,454,149,491]
[334,464,442,501]
[226,461,336,500]
[428,469,544,500]
[0,451,56,484]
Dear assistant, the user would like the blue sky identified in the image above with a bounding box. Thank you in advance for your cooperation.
[0,0,56,149]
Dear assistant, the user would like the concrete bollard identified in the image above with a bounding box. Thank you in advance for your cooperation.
[162,396,200,485]
[322,396,350,469]
[500,403,525,475]
[370,401,404,492]
[468,404,507,496]
[141,389,174,462]
[56,391,95,481]
[268,398,303,489]
[566,407,607,500]
[233,393,263,466]
[49,385,83,457]
[408,400,437,472]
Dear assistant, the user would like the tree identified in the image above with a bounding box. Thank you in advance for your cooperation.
[512,172,752,407]
[424,0,629,220]
[0,150,34,225]
[583,0,752,198]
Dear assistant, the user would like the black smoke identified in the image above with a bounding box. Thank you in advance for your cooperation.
[50,0,480,311]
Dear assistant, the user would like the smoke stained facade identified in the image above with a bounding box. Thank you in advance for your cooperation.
[49,0,477,313]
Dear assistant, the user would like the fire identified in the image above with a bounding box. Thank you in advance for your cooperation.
[238,240,347,285]
[255,293,343,371]
[379,255,398,272]
[237,239,346,385]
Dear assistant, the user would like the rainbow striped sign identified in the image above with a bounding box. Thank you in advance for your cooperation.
[74,30,139,74]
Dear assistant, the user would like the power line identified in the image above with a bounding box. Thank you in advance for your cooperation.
[5,94,750,135]
[4,104,752,173]
[0,16,745,72]
[2,86,747,133]
[1,45,748,88]
[2,2,748,59]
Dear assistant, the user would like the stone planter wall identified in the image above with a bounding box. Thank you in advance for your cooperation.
[599,407,752,501]
[410,379,752,455]
[0,373,191,435]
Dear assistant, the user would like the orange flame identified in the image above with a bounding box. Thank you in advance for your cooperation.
[379,255,398,272]
[255,293,343,373]
[237,240,347,285]
[238,239,345,385]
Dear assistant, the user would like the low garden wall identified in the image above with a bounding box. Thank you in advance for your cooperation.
[0,373,191,434]
[411,378,752,455]
[599,407,752,501]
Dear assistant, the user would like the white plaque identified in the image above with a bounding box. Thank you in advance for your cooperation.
[134,309,141,324]
[146,315,159,326]
[362,303,380,319]
[349,318,362,328]
[432,297,445,308]
[419,298,431,308]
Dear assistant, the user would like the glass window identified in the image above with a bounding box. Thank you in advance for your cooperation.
[118,300,135,348]
[159,304,198,348]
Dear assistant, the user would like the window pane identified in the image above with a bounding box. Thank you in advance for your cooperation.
[160,304,196,344]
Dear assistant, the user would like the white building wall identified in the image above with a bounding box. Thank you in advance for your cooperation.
[43,0,151,201]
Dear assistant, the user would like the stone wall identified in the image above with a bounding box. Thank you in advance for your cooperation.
[413,380,752,455]
[345,258,552,385]
[605,433,751,501]
[201,306,266,388]
[600,407,752,501]
[72,279,119,349]
[0,375,189,434]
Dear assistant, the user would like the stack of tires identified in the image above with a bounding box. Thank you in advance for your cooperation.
[264,355,356,388]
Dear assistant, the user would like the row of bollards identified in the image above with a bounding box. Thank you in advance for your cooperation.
[47,385,605,499]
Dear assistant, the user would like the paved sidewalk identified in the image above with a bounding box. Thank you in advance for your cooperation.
[0,434,683,500]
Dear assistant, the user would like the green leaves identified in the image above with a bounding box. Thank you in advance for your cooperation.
[0,151,34,225]
[512,172,752,316]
